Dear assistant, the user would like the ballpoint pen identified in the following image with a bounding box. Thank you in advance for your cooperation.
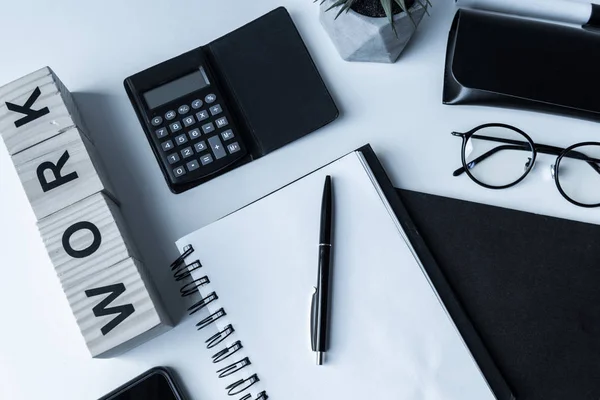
[456,0,600,30]
[311,175,333,366]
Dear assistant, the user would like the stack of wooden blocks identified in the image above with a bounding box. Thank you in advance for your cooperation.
[0,67,171,358]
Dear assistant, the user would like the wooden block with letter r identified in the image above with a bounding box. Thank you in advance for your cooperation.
[0,66,89,155]
[64,257,171,358]
[11,126,114,220]
[37,192,138,290]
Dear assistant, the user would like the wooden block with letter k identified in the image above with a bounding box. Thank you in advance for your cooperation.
[0,67,89,155]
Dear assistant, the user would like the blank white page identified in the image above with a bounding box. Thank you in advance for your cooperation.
[176,152,496,400]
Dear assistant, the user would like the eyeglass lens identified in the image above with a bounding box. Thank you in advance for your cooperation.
[464,126,534,187]
[556,144,600,206]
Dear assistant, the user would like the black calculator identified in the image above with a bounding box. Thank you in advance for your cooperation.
[124,8,338,194]
[125,51,249,193]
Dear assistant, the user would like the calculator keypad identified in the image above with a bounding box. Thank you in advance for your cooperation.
[149,93,247,184]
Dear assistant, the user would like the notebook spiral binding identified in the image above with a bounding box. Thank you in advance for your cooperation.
[171,245,268,400]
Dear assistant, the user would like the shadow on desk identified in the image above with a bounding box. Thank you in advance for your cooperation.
[74,92,187,325]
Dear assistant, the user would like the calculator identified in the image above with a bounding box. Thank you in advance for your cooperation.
[124,8,338,194]
[124,51,250,193]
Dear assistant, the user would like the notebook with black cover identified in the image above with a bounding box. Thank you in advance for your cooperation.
[397,189,600,400]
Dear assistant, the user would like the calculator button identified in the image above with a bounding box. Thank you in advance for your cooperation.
[169,121,182,133]
[209,104,223,116]
[181,146,194,159]
[200,154,214,165]
[151,116,163,126]
[215,117,229,129]
[155,127,168,139]
[194,141,208,153]
[178,105,190,115]
[227,142,241,154]
[165,110,177,120]
[196,110,209,122]
[173,166,186,177]
[161,140,174,151]
[205,94,217,104]
[191,99,203,109]
[182,116,195,127]
[202,122,215,134]
[208,136,227,159]
[189,128,201,139]
[174,134,188,146]
[187,160,200,171]
[167,153,180,165]
[221,129,235,141]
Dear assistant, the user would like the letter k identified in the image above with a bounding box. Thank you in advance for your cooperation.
[6,86,50,128]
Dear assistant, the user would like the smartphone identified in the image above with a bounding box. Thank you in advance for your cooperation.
[99,367,187,400]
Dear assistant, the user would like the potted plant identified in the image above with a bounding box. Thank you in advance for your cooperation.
[319,0,431,63]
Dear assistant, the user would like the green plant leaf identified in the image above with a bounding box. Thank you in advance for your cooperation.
[325,0,358,19]
[393,0,417,27]
[339,0,358,16]
[415,0,431,16]
[326,0,349,13]
[380,0,397,36]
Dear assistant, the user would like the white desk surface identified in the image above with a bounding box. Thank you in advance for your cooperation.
[1,0,599,399]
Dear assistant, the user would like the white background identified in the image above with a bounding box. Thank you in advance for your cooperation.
[0,0,599,399]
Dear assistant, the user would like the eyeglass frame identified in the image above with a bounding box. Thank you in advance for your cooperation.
[451,123,600,208]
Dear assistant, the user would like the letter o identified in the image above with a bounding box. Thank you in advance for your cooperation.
[62,221,102,259]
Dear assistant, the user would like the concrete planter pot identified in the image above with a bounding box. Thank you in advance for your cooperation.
[320,0,427,63]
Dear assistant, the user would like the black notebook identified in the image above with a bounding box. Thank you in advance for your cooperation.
[396,189,600,400]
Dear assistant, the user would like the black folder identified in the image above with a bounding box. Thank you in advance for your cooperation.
[396,189,600,400]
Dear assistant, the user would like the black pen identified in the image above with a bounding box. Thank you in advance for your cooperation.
[311,175,333,366]
[456,0,600,29]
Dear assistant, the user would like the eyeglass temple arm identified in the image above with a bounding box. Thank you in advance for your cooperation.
[451,133,600,176]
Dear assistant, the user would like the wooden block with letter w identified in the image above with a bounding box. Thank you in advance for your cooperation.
[0,67,171,357]
[64,257,169,358]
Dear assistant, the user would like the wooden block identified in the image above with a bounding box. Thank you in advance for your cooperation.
[37,192,138,290]
[12,126,114,220]
[64,257,171,358]
[0,67,89,155]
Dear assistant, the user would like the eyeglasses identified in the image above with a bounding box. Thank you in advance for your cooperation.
[451,123,600,208]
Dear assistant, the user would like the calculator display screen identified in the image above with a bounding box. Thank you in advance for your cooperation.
[144,68,210,109]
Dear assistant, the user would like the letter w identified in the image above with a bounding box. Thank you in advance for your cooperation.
[85,284,135,336]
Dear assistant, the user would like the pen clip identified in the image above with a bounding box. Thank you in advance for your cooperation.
[310,287,318,351]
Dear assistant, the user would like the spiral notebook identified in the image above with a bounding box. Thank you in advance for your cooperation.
[170,146,513,400]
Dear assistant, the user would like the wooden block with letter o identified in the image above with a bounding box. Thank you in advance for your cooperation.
[0,67,89,155]
[64,257,171,358]
[11,127,114,220]
[37,192,139,290]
